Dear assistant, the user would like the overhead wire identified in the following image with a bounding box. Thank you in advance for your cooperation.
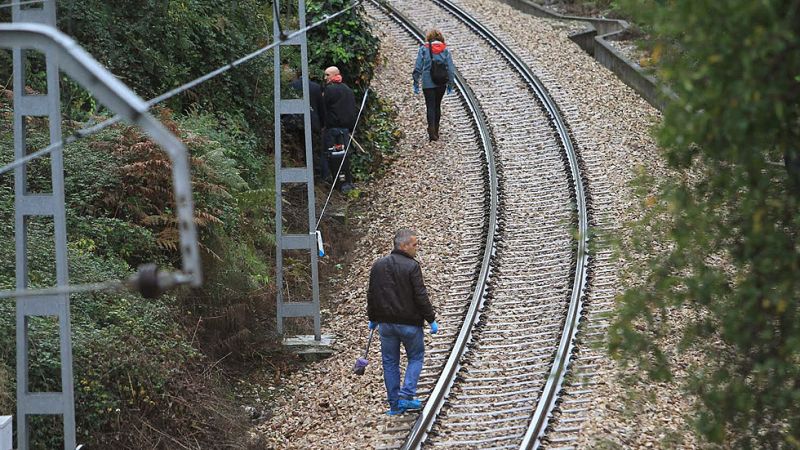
[0,0,44,9]
[0,280,125,299]
[0,0,364,177]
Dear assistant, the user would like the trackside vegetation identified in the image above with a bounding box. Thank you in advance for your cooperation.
[609,0,800,447]
[0,1,397,448]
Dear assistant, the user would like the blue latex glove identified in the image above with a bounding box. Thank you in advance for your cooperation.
[430,321,439,334]
[368,321,377,330]
[413,85,420,95]
[446,85,453,95]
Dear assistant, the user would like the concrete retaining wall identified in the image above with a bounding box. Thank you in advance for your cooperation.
[495,0,674,111]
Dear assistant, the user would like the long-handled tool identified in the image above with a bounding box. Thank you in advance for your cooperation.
[353,328,375,375]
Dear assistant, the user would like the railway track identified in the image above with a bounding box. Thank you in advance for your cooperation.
[365,0,594,448]
[363,2,497,446]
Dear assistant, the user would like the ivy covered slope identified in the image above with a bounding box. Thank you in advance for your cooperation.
[610,0,800,447]
[0,1,396,448]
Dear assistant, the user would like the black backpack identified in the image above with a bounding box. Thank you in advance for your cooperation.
[428,42,449,86]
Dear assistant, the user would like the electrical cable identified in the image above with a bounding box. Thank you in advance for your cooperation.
[0,0,43,9]
[0,280,125,299]
[315,86,370,230]
[0,0,363,178]
[0,116,123,178]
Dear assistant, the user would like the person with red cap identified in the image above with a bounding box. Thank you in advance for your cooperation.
[322,65,357,193]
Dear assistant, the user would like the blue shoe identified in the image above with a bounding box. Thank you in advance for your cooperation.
[399,399,422,410]
[386,407,406,416]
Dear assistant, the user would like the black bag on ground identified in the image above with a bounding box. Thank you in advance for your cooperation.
[428,42,449,87]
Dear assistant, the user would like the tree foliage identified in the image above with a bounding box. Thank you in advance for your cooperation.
[59,0,276,127]
[308,0,380,89]
[610,0,800,447]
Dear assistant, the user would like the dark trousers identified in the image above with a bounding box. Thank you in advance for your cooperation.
[322,127,353,184]
[423,86,447,129]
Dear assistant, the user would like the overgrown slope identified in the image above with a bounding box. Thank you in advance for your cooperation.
[0,1,398,447]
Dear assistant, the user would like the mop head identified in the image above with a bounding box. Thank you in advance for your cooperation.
[353,357,369,375]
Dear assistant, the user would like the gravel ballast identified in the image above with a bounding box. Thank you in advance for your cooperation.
[446,0,698,447]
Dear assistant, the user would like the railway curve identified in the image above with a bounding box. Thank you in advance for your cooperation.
[367,1,593,448]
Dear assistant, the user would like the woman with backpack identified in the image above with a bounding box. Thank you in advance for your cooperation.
[412,29,456,141]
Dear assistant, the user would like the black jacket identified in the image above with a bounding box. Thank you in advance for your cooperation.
[290,77,324,131]
[323,82,357,130]
[367,250,435,327]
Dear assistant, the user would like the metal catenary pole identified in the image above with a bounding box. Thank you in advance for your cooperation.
[3,19,202,450]
[273,0,321,340]
[11,1,76,448]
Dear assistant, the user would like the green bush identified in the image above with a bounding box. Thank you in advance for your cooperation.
[0,243,245,448]
[179,107,262,187]
[0,1,398,447]
[60,0,275,129]
[610,0,800,447]
[308,0,380,89]
[350,96,402,180]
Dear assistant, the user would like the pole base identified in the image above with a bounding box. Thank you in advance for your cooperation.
[283,334,336,361]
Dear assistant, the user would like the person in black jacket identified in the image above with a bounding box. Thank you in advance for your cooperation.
[289,70,325,177]
[367,229,439,415]
[322,66,357,193]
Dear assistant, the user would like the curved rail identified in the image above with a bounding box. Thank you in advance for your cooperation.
[428,2,590,448]
[367,1,500,447]
[371,1,591,448]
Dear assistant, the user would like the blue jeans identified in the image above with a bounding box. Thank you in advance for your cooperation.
[378,323,425,410]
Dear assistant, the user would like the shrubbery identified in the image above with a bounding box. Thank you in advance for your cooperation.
[0,94,261,447]
[1,1,398,447]
[610,0,800,447]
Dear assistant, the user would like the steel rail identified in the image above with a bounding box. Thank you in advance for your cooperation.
[375,1,591,448]
[427,2,590,449]
[367,1,499,448]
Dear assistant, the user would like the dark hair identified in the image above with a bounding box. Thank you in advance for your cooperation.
[393,229,417,250]
[425,29,445,43]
